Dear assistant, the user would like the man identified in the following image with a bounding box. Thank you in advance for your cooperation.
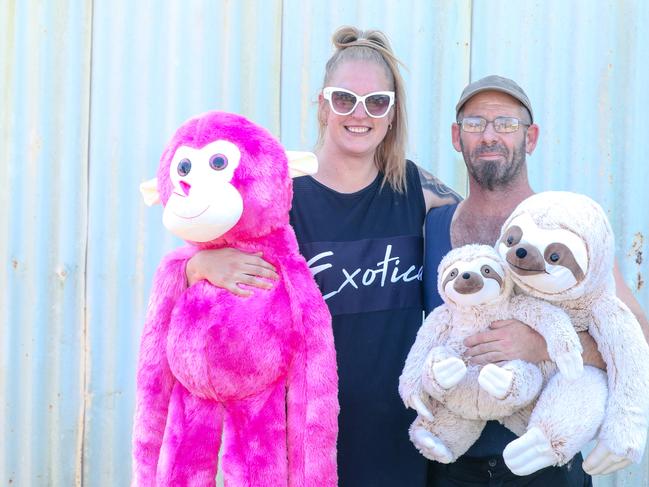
[422,75,649,486]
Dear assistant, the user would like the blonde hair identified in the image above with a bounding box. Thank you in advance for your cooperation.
[317,26,408,192]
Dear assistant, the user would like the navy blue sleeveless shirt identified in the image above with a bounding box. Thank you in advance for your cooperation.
[290,160,428,487]
[424,204,518,458]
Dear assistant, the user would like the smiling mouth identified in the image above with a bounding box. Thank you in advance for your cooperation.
[173,206,210,220]
[345,126,371,134]
[506,259,547,275]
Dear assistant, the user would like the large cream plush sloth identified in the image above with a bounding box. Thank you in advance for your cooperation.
[497,191,649,476]
[399,244,594,465]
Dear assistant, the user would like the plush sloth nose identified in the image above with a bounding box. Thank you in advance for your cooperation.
[462,272,471,279]
[516,248,527,259]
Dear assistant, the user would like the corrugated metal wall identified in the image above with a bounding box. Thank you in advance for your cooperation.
[1,0,647,485]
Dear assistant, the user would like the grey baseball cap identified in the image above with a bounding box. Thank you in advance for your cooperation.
[455,75,534,123]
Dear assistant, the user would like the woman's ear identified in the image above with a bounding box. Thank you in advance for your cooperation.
[317,93,328,126]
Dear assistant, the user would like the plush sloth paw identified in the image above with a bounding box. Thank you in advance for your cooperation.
[554,350,584,381]
[478,363,513,399]
[503,426,557,475]
[431,357,467,390]
[411,427,454,463]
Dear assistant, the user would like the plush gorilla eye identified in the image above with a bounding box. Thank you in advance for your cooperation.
[209,153,228,171]
[502,225,523,247]
[177,158,192,176]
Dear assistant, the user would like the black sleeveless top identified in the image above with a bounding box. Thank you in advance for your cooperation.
[290,160,428,487]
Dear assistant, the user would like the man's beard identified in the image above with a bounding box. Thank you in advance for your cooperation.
[462,141,526,191]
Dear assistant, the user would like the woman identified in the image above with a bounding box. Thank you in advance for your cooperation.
[186,26,459,486]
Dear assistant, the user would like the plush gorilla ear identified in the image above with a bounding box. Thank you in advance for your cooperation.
[140,178,160,206]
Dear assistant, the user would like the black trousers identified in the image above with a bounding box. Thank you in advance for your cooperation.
[428,454,592,487]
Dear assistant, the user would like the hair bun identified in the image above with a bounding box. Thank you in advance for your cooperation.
[332,26,361,48]
[332,26,392,54]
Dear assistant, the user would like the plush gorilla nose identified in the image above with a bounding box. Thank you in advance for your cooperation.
[462,272,471,279]
[516,248,527,259]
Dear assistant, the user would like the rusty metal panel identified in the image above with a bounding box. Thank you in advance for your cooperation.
[83,1,282,485]
[2,0,648,485]
[468,2,649,483]
[0,0,92,485]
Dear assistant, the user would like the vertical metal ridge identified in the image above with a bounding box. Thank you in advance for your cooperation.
[77,0,95,483]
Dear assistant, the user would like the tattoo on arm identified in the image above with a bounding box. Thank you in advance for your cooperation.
[417,166,462,203]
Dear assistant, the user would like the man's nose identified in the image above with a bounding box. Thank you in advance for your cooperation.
[481,120,499,141]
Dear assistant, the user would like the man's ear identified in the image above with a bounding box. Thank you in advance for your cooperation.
[525,124,540,155]
[451,122,462,153]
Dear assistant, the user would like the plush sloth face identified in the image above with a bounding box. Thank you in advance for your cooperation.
[498,210,589,295]
[440,254,505,307]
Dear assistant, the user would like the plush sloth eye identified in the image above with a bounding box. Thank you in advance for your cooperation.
[177,158,192,176]
[209,153,228,170]
[449,269,458,278]
[544,243,571,266]
[502,225,523,247]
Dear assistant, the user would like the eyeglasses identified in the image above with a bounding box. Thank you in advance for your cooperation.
[323,87,395,118]
[458,116,529,133]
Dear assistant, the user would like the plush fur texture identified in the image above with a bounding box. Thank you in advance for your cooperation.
[399,244,587,464]
[497,191,649,467]
[132,112,338,486]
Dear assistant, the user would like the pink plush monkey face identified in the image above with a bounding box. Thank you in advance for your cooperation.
[156,112,292,246]
[163,139,244,242]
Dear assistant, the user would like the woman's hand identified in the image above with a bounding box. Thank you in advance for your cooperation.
[185,248,279,297]
[463,319,550,365]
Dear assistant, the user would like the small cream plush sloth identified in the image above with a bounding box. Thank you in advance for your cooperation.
[497,191,649,476]
[399,244,586,464]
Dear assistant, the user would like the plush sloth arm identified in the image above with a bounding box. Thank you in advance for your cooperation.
[132,249,194,485]
[399,306,452,410]
[509,295,583,380]
[587,295,649,464]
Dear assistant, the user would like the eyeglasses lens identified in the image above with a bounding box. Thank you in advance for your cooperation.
[461,117,520,133]
[330,90,391,117]
[365,94,391,117]
[331,91,357,115]
[494,118,519,132]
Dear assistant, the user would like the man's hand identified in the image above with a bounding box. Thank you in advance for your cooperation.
[185,248,278,296]
[463,319,550,365]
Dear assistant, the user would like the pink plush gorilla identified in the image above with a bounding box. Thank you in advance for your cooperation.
[132,111,339,486]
